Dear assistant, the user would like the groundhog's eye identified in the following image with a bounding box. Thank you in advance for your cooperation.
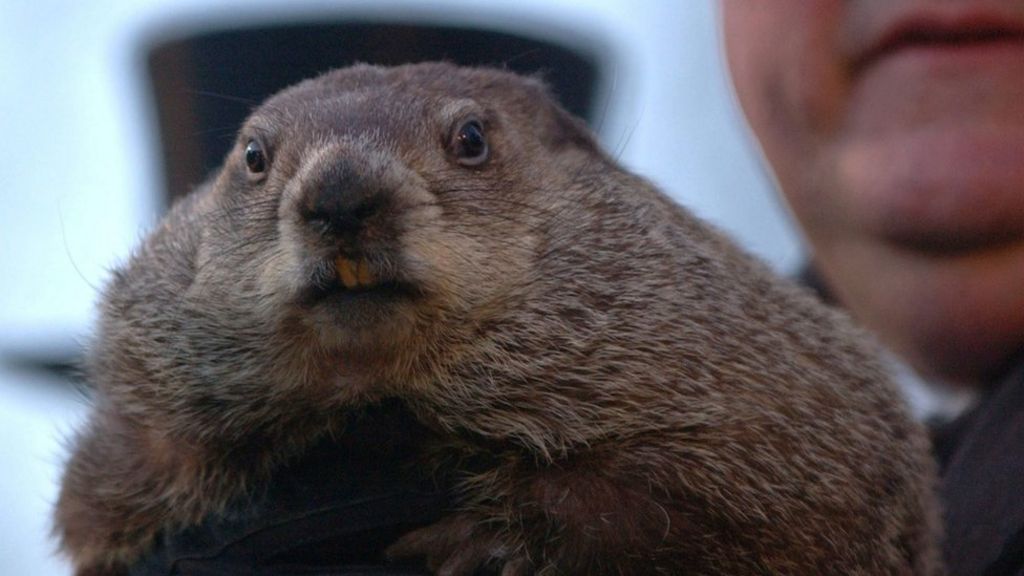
[450,119,489,167]
[245,139,267,174]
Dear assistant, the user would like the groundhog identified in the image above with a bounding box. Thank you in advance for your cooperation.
[54,62,942,575]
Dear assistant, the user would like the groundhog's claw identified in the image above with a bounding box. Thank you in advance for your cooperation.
[387,513,533,576]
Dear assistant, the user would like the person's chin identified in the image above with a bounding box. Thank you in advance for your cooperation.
[887,230,1024,379]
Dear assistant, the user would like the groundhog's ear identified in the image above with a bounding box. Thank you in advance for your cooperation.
[543,104,602,155]
[517,73,601,155]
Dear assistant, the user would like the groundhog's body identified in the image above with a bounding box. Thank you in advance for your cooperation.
[55,63,941,575]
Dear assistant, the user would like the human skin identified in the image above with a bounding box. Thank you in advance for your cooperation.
[720,0,1024,387]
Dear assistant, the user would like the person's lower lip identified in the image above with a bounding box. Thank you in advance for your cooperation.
[866,36,1024,71]
[837,126,1024,254]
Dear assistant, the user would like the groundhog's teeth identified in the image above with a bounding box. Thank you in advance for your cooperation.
[335,256,377,290]
[336,256,359,290]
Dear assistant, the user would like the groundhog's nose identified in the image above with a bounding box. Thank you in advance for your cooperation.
[299,160,386,249]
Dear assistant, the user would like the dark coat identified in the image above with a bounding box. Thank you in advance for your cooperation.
[127,403,446,576]
[934,361,1024,576]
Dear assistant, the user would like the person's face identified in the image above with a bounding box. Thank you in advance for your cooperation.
[721,1,1024,385]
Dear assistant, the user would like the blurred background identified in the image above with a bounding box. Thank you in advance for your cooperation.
[0,1,800,574]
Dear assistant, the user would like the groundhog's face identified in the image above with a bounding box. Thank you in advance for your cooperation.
[191,64,599,358]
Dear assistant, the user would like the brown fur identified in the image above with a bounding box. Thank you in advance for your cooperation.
[55,63,942,575]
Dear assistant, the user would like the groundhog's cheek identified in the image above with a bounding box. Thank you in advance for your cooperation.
[400,231,464,293]
[256,246,306,301]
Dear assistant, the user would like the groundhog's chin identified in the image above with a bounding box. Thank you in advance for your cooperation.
[302,293,421,349]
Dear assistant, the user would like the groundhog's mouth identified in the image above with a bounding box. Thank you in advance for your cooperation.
[297,255,420,309]
[335,256,378,291]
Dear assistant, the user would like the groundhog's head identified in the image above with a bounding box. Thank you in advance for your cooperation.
[146,63,607,391]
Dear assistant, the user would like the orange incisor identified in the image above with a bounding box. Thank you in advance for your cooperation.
[335,256,376,289]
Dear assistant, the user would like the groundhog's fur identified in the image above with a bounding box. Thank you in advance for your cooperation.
[55,63,942,575]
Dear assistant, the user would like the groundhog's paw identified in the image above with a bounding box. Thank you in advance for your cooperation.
[386,513,533,576]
